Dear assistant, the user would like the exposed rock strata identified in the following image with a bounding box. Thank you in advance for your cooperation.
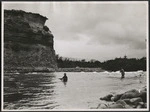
[4,10,57,72]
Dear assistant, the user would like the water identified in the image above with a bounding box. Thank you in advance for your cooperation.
[3,71,146,110]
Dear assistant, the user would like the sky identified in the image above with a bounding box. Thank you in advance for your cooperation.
[3,1,148,62]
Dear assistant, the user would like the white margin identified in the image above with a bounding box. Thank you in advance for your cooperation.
[1,1,149,111]
[1,2,4,111]
[146,1,149,111]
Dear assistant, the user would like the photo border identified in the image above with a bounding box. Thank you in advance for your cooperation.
[1,0,149,112]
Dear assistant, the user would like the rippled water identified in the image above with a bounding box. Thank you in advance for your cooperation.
[3,71,147,110]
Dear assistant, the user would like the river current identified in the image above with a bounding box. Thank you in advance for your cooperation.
[3,71,147,110]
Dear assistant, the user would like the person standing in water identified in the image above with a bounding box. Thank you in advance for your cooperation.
[120,68,125,79]
[61,73,68,82]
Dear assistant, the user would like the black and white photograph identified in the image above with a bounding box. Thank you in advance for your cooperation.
[1,1,149,111]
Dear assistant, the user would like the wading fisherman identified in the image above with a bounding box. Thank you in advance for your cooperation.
[120,68,125,79]
[61,73,68,82]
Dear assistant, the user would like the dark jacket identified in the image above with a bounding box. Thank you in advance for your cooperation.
[62,75,68,82]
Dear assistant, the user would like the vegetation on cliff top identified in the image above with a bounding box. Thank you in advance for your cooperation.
[4,9,48,19]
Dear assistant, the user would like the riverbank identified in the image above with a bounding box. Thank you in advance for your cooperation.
[4,67,56,73]
[57,67,105,72]
[4,67,146,73]
[96,86,147,109]
[4,67,105,73]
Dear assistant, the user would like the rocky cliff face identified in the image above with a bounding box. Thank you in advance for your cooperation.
[4,10,57,72]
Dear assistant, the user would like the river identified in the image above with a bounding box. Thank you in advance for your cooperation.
[3,71,147,110]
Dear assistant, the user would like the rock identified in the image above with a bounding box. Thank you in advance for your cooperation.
[98,87,147,109]
[137,102,145,108]
[116,100,126,106]
[108,103,125,108]
[141,86,147,92]
[138,101,144,105]
[143,103,147,108]
[100,94,113,101]
[116,100,133,108]
[136,104,143,108]
[111,97,115,101]
[139,90,147,102]
[135,102,147,108]
[130,97,143,105]
[122,99,131,105]
[4,9,57,71]
[111,94,123,102]
[124,104,133,108]
[120,89,140,99]
[97,103,108,109]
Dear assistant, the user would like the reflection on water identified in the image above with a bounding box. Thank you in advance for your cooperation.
[63,81,67,87]
[3,72,146,110]
[4,72,58,109]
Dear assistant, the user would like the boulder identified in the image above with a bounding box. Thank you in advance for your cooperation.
[136,104,143,108]
[137,102,145,108]
[138,102,144,105]
[98,87,147,109]
[130,97,143,105]
[111,94,123,102]
[108,103,125,109]
[124,104,133,108]
[97,103,108,109]
[122,99,131,105]
[141,86,147,92]
[139,90,147,102]
[100,94,113,101]
[136,102,147,108]
[116,100,133,108]
[116,100,126,106]
[143,103,147,108]
[120,89,140,99]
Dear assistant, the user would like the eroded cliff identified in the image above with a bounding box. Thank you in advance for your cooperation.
[4,10,57,72]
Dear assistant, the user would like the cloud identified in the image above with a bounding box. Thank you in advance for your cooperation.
[3,2,147,61]
[46,3,147,50]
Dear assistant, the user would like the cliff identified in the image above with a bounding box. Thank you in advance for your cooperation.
[4,10,57,72]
